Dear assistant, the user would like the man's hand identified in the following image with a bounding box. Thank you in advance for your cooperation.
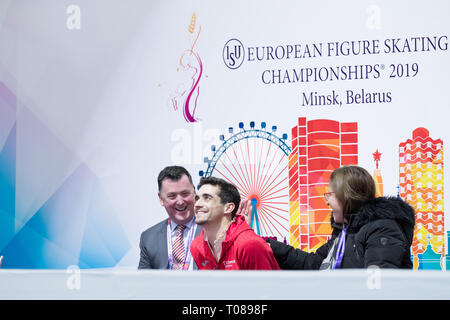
[236,199,252,225]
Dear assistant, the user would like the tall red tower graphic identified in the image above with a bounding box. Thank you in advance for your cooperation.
[289,117,358,251]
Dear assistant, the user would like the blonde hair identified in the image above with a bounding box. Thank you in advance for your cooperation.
[329,165,376,215]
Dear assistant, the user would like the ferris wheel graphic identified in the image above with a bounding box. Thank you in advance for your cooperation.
[199,121,291,242]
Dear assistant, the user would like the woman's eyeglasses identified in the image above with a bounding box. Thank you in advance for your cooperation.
[323,192,335,201]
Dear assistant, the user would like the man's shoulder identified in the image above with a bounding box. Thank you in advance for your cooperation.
[234,230,268,251]
[233,229,280,270]
[141,219,168,238]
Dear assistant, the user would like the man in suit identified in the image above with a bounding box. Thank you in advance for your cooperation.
[138,166,202,270]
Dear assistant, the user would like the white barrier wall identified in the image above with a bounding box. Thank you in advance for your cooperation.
[1,269,450,300]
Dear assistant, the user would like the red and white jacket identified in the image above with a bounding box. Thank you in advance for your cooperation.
[190,215,280,270]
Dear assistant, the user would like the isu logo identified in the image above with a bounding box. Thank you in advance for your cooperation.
[223,39,245,70]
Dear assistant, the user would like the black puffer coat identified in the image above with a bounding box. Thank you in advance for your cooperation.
[267,197,415,269]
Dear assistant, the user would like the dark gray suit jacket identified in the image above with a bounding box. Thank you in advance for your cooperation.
[138,218,202,269]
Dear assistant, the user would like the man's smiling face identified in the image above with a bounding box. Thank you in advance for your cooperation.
[158,174,196,225]
[194,184,227,226]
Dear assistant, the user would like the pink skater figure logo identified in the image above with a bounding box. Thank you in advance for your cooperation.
[170,13,204,123]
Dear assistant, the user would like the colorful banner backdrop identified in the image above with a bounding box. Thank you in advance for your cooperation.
[0,0,449,270]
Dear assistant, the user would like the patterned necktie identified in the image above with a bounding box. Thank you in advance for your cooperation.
[172,224,186,270]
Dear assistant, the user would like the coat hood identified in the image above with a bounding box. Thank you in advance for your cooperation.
[332,196,416,245]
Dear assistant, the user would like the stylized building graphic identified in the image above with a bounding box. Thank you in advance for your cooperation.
[289,117,358,251]
[418,236,442,270]
[372,149,383,197]
[399,127,444,270]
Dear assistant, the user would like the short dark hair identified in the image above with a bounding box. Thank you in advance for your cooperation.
[198,176,241,219]
[157,166,194,191]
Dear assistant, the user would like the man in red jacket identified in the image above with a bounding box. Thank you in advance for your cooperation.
[190,176,280,270]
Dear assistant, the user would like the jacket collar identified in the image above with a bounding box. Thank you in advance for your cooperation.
[330,196,415,242]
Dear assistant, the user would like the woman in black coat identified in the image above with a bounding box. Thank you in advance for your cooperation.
[267,165,415,270]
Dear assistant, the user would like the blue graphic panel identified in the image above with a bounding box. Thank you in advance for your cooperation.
[78,178,131,268]
[0,124,16,256]
[1,164,130,268]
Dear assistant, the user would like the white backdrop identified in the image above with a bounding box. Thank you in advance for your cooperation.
[0,0,448,268]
